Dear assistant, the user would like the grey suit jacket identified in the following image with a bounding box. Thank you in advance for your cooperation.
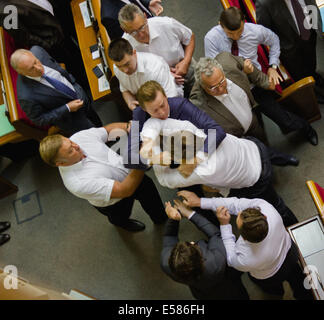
[160,214,248,300]
[17,46,93,135]
[189,52,268,140]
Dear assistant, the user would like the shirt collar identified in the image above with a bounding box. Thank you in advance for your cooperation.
[213,78,232,100]
[26,65,49,81]
[136,53,145,73]
[148,20,159,43]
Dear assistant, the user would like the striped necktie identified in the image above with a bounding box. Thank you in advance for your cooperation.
[42,74,77,99]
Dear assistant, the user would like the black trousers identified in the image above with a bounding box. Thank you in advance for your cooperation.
[249,242,313,300]
[280,31,318,82]
[252,86,309,135]
[94,175,166,226]
[228,137,298,227]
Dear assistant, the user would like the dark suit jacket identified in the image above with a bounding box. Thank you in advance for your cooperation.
[101,0,152,40]
[160,214,248,300]
[0,0,64,51]
[125,97,226,169]
[17,46,93,135]
[256,0,323,53]
[190,52,268,141]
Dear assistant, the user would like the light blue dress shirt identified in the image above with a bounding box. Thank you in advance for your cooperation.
[204,23,280,70]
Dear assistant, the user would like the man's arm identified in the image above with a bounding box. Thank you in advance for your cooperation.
[110,169,145,199]
[19,99,70,127]
[174,33,195,77]
[122,91,139,111]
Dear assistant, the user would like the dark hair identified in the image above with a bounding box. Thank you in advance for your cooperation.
[239,207,268,243]
[168,242,204,282]
[219,7,245,31]
[108,38,133,62]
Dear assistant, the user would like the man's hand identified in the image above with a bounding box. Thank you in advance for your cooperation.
[174,60,189,78]
[177,190,201,207]
[149,0,163,15]
[174,199,194,218]
[150,151,172,166]
[140,138,154,159]
[67,99,84,112]
[216,206,231,225]
[128,100,139,111]
[177,163,197,178]
[165,201,181,220]
[243,59,254,74]
[267,67,283,86]
[170,67,185,85]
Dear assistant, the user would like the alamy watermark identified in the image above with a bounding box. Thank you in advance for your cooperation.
[2,265,18,290]
[2,5,18,30]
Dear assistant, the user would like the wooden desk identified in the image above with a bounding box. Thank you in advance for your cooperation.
[288,216,324,300]
[0,175,18,199]
[71,0,111,101]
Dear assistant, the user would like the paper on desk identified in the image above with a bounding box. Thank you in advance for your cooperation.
[79,1,92,28]
[0,104,15,136]
[97,64,110,92]
[92,50,100,60]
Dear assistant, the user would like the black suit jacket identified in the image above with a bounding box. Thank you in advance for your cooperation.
[101,0,152,40]
[0,0,64,51]
[256,0,323,53]
[17,46,92,135]
[160,214,248,300]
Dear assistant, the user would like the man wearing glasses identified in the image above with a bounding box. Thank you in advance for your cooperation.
[190,53,299,167]
[118,3,195,97]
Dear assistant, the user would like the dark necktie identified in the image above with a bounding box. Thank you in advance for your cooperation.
[231,40,239,56]
[42,74,77,99]
[290,0,311,40]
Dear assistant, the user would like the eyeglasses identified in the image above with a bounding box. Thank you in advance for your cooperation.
[129,21,148,37]
[206,77,226,91]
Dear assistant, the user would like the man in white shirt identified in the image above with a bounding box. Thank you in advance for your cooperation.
[175,191,313,300]
[39,123,166,232]
[118,3,195,97]
[108,38,183,111]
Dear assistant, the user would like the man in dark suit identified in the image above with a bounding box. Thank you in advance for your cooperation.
[125,80,226,172]
[11,46,102,136]
[101,0,163,40]
[160,198,249,300]
[256,0,324,99]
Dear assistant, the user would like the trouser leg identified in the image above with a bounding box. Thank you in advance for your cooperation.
[133,174,167,224]
[252,86,309,134]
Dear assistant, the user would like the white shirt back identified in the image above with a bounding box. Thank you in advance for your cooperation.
[59,128,129,207]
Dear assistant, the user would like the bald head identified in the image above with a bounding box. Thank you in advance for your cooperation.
[10,49,44,77]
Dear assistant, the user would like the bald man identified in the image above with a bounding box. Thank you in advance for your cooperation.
[11,46,102,135]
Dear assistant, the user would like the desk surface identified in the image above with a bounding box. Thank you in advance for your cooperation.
[71,0,111,101]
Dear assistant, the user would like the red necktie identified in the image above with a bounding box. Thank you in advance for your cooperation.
[231,40,239,56]
[290,0,311,40]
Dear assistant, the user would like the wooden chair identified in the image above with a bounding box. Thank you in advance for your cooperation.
[219,0,321,123]
[0,27,57,144]
[306,180,324,224]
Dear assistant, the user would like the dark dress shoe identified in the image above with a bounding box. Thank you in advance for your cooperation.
[286,156,299,167]
[117,219,145,232]
[0,221,10,233]
[0,234,10,246]
[305,126,318,146]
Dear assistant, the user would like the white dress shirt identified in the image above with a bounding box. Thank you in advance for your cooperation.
[114,51,183,97]
[123,16,193,67]
[26,0,54,15]
[204,23,280,69]
[59,128,130,207]
[149,118,261,190]
[200,197,292,280]
[213,79,253,133]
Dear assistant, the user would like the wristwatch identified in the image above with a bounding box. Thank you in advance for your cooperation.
[271,64,278,70]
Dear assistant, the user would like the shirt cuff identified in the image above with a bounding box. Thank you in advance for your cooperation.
[200,197,215,211]
[220,224,233,238]
[188,211,196,220]
[66,104,71,112]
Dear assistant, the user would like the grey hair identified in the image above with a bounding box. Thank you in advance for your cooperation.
[118,4,145,30]
[10,49,31,71]
[194,57,224,85]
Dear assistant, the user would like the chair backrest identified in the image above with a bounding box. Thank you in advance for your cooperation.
[306,180,324,224]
